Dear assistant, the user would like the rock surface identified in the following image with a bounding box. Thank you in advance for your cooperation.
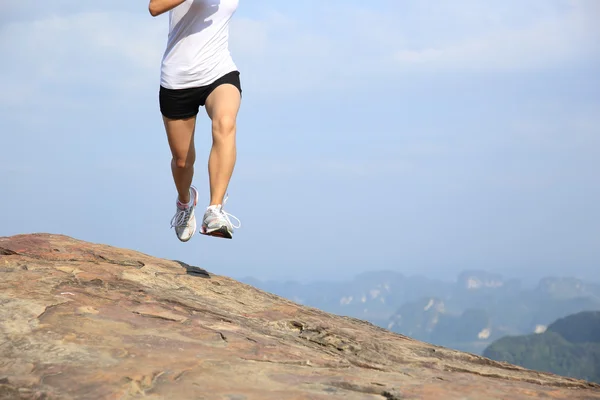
[1,233,599,400]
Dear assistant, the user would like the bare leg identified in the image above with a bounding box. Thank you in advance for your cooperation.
[204,84,241,206]
[163,116,197,204]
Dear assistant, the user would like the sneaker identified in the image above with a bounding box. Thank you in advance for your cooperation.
[170,185,199,242]
[200,195,241,239]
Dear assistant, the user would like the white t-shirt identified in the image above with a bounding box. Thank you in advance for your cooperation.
[160,0,239,90]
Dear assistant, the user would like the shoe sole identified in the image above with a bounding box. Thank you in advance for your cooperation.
[200,226,233,239]
[177,231,195,242]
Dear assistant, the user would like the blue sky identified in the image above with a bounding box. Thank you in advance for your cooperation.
[1,0,599,282]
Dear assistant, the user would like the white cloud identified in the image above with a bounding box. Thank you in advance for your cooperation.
[1,0,598,102]
[0,11,165,107]
[230,0,599,93]
[393,1,599,71]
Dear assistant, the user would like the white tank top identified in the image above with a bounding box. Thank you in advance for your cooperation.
[160,0,239,90]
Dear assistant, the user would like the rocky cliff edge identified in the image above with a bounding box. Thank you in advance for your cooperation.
[1,233,599,400]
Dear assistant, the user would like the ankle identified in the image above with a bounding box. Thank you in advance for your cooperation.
[209,198,223,207]
[178,192,192,206]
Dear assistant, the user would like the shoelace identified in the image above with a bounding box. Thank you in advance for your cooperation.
[170,206,192,228]
[219,195,241,229]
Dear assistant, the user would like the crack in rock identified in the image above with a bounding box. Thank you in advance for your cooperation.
[88,252,145,269]
[0,247,19,256]
[382,389,404,400]
[328,381,403,399]
[131,311,184,323]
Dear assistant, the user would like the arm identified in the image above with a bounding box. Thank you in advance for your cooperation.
[148,0,186,17]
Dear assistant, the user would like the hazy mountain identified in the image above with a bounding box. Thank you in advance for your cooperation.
[241,271,600,355]
[387,274,600,354]
[240,270,453,327]
[483,311,600,383]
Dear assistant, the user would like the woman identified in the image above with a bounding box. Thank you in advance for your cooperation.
[149,0,242,242]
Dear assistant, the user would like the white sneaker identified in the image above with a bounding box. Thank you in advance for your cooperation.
[170,185,199,242]
[200,195,241,239]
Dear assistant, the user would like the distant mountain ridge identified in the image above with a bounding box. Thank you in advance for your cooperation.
[483,311,600,384]
[241,270,600,355]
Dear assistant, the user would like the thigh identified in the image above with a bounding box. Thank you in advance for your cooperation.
[204,83,241,124]
[163,116,197,160]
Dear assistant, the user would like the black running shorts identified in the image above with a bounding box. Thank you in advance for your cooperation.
[159,70,242,120]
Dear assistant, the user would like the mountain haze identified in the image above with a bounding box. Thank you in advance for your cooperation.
[243,271,600,354]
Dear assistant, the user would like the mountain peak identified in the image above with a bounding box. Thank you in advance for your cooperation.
[457,270,505,290]
[547,311,600,344]
[1,233,599,399]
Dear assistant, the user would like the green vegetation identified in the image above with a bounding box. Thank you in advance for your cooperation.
[483,311,600,383]
[548,310,600,343]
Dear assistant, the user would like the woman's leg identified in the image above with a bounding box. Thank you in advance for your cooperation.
[199,82,242,238]
[204,83,241,206]
[163,115,199,241]
[163,115,197,204]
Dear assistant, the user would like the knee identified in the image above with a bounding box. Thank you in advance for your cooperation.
[172,155,194,169]
[212,115,236,139]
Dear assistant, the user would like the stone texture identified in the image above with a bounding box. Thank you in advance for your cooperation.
[0,233,598,400]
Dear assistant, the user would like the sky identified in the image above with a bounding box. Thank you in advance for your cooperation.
[1,0,599,283]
